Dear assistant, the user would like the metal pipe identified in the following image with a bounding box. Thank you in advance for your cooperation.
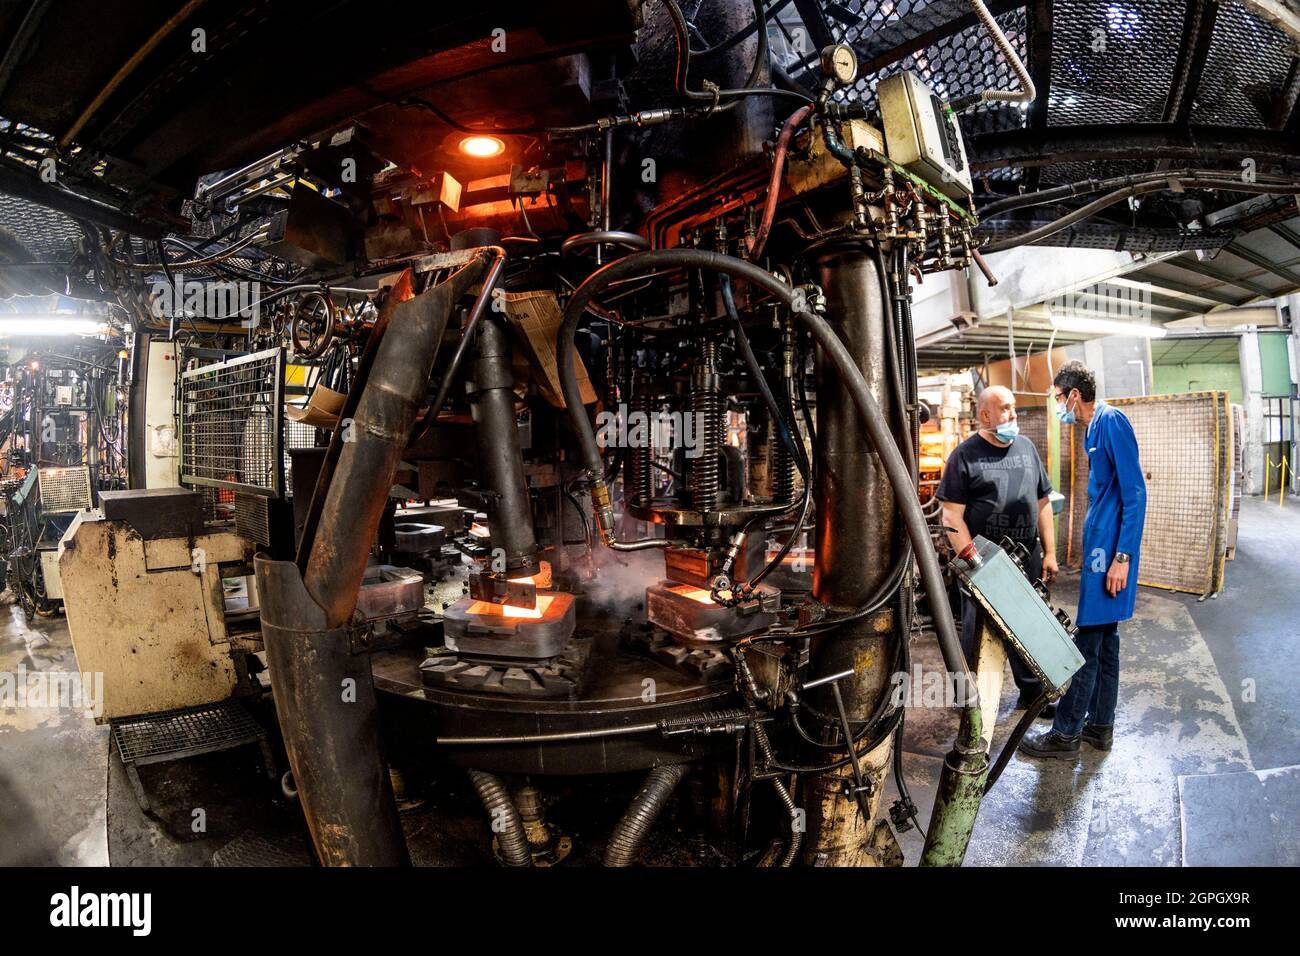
[304,259,484,625]
[799,239,900,864]
[60,0,209,148]
[411,247,506,446]
[920,708,990,866]
[604,763,688,867]
[467,770,532,867]
[748,104,814,259]
[254,555,409,866]
[469,314,538,571]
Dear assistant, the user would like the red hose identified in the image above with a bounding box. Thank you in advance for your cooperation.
[747,104,814,260]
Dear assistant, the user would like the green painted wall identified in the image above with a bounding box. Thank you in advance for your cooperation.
[1152,361,1243,405]
[1258,332,1292,396]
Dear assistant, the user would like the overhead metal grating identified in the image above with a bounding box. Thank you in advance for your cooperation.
[822,0,1032,138]
[0,193,84,260]
[1191,0,1297,128]
[1047,0,1189,126]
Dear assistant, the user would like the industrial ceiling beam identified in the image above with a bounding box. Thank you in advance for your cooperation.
[1164,1,1220,124]
[1022,0,1055,194]
[1269,221,1300,251]
[1132,271,1248,306]
[848,0,1023,76]
[1168,254,1277,297]
[1222,241,1300,286]
[969,125,1300,171]
[1067,286,1192,317]
[0,157,163,237]
[1099,282,1201,315]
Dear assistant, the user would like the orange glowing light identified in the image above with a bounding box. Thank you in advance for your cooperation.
[668,585,719,605]
[459,135,505,158]
[466,595,554,619]
[507,560,552,589]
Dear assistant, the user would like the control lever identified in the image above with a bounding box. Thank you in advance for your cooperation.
[803,668,873,820]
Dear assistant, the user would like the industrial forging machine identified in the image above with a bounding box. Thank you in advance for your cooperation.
[49,1,1089,866]
[242,2,1082,867]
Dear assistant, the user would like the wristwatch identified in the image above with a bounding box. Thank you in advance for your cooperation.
[1115,552,1130,564]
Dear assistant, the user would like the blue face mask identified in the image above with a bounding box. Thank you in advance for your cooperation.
[1056,391,1077,425]
[994,420,1019,442]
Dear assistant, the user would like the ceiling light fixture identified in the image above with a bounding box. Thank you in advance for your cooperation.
[0,317,108,337]
[1048,313,1167,338]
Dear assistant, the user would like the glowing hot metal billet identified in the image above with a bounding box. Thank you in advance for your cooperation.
[645,581,780,644]
[441,591,576,660]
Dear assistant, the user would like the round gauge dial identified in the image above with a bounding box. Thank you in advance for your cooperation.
[820,43,858,86]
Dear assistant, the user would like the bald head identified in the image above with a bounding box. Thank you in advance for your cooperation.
[977,386,1016,436]
[979,385,1014,414]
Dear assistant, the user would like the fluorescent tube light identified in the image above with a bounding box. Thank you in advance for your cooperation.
[1048,313,1166,338]
[0,317,107,337]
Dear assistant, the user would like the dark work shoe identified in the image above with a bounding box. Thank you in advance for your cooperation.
[1018,728,1081,759]
[1081,724,1113,750]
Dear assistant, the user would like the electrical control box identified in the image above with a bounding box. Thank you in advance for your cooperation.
[877,71,973,199]
[955,536,1084,695]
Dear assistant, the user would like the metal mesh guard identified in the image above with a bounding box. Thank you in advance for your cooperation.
[112,699,265,766]
[181,347,285,497]
[37,466,92,513]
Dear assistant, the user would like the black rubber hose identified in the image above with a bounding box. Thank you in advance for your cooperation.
[984,692,1051,793]
[556,249,977,710]
[467,769,532,867]
[604,763,689,867]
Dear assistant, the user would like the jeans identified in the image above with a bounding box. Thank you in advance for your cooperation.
[1051,622,1120,737]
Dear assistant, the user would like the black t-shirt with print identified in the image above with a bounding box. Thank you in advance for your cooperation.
[936,433,1052,554]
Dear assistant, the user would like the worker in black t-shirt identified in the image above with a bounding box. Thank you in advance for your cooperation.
[935,384,1059,713]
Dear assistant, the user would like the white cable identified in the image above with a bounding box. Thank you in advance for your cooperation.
[970,0,1036,105]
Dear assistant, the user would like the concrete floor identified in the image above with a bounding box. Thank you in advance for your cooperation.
[886,494,1300,866]
[2,494,1295,866]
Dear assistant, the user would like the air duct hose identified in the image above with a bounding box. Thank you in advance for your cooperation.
[604,763,689,867]
[467,769,533,867]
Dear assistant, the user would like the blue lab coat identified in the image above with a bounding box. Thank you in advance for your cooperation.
[1077,402,1147,626]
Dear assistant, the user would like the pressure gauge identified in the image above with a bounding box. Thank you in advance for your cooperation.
[820,43,858,87]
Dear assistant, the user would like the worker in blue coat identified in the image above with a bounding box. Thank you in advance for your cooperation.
[1020,360,1147,758]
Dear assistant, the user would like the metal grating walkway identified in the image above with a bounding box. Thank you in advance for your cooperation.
[112,699,266,767]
